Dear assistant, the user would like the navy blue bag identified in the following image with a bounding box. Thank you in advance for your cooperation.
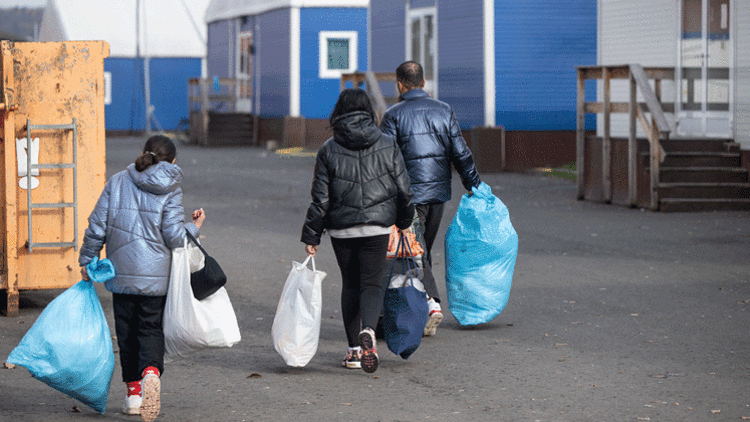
[6,257,116,414]
[382,236,429,359]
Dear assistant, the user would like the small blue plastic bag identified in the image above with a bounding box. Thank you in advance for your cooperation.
[445,182,518,326]
[6,257,116,414]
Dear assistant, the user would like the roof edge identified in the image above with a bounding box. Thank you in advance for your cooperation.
[205,0,369,23]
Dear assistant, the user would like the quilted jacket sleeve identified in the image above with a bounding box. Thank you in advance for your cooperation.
[448,109,481,191]
[392,144,415,230]
[161,188,197,250]
[79,179,112,266]
[380,111,397,139]
[301,150,330,246]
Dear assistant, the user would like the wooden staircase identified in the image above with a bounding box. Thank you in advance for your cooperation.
[576,64,749,212]
[651,139,750,212]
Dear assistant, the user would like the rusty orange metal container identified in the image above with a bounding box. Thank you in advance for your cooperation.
[1,41,109,316]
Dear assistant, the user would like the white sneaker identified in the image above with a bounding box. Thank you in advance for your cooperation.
[122,394,142,415]
[424,298,443,337]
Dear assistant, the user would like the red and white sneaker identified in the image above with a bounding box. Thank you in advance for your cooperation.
[358,328,379,373]
[342,348,362,369]
[423,298,443,337]
[122,381,142,415]
[140,367,161,422]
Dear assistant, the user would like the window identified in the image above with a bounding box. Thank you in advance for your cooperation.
[104,71,112,105]
[406,7,437,97]
[319,31,358,79]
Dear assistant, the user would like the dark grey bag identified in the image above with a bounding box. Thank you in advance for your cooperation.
[186,230,227,300]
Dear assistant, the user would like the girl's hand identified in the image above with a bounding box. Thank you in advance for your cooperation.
[305,244,318,257]
[80,266,89,281]
[192,208,206,229]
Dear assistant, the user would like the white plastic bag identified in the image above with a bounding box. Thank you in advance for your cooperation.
[164,239,241,362]
[271,256,326,367]
[388,265,426,292]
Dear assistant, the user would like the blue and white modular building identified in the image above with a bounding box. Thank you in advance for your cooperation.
[369,0,598,132]
[204,0,369,120]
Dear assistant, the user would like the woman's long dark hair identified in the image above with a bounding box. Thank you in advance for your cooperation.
[329,88,376,126]
[134,135,177,172]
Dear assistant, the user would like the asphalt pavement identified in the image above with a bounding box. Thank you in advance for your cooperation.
[1,135,749,422]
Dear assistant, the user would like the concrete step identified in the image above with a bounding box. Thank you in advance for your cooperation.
[657,182,750,199]
[659,167,749,183]
[659,198,750,212]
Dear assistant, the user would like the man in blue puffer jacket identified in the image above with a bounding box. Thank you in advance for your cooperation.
[381,61,481,336]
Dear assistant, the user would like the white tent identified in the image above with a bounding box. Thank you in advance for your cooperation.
[39,0,210,58]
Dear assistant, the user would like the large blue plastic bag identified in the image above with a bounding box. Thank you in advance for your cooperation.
[6,257,116,414]
[445,182,518,326]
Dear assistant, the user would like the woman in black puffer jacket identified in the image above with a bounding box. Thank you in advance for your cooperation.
[302,89,414,374]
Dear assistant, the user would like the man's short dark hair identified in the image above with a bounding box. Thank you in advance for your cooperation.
[396,61,424,90]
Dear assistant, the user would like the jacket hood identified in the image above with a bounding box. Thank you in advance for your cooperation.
[331,111,382,151]
[127,161,182,195]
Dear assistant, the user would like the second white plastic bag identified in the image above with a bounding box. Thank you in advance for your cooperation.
[272,256,326,367]
[164,239,241,362]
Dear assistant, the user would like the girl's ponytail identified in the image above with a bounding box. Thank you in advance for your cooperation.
[135,151,158,172]
[133,135,177,172]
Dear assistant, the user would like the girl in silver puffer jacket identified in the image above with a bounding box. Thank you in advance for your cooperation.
[79,135,205,421]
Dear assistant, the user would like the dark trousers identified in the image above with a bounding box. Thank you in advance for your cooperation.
[112,293,167,383]
[416,202,445,302]
[331,234,390,347]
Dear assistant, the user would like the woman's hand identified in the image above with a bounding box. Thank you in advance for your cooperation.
[192,208,206,229]
[80,266,89,281]
[398,227,411,237]
[305,244,318,257]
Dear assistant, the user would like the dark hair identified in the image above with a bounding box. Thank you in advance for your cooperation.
[329,88,376,125]
[134,135,177,172]
[396,61,424,90]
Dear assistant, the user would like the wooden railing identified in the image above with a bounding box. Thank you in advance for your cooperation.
[340,71,397,123]
[188,77,253,146]
[576,65,673,210]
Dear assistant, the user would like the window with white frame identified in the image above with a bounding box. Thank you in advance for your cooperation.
[406,7,437,97]
[319,31,358,79]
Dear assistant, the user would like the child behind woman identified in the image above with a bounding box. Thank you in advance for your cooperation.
[79,135,205,421]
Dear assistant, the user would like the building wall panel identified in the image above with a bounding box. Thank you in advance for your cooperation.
[258,9,291,117]
[299,7,368,119]
[207,19,233,79]
[370,0,406,72]
[438,0,484,129]
[597,0,678,137]
[496,0,597,131]
[735,0,750,148]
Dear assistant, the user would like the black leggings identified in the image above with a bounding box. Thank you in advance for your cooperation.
[331,234,390,347]
[416,203,445,302]
[112,293,167,383]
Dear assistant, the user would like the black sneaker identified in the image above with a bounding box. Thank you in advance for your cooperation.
[358,328,379,373]
[342,349,361,369]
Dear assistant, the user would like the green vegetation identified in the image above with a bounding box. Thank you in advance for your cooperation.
[541,163,576,180]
